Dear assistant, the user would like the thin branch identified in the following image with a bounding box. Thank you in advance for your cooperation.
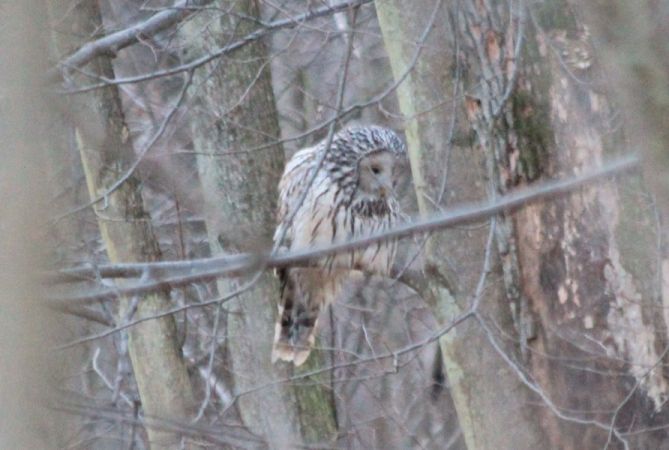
[126,0,445,163]
[46,0,210,83]
[54,70,194,221]
[58,0,374,93]
[271,1,358,253]
[230,307,475,400]
[47,154,639,305]
[51,303,115,326]
[475,314,630,448]
[91,348,134,407]
[603,343,669,450]
[54,276,259,349]
[53,401,266,448]
[192,300,224,422]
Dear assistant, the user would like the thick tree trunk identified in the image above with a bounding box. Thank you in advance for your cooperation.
[376,1,552,448]
[512,4,669,448]
[575,6,669,383]
[0,2,62,448]
[380,0,669,448]
[47,2,197,448]
[183,1,337,446]
[576,0,669,223]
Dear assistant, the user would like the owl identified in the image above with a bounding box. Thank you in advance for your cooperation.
[271,125,407,366]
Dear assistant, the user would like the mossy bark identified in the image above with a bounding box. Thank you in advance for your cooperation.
[377,1,551,448]
[183,1,337,446]
[381,0,669,448]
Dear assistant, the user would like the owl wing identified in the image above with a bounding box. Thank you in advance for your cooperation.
[272,145,326,366]
[273,145,317,250]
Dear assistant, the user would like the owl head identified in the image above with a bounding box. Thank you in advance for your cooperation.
[324,125,407,202]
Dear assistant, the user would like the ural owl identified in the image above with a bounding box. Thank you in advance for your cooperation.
[272,125,407,366]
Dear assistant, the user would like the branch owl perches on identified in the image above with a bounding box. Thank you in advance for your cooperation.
[272,125,408,366]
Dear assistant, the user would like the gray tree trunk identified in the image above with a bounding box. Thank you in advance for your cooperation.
[511,3,669,448]
[182,1,337,446]
[0,2,65,448]
[376,1,551,448]
[576,0,669,222]
[379,0,669,448]
[47,2,198,448]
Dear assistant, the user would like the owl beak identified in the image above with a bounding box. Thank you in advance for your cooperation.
[378,186,387,199]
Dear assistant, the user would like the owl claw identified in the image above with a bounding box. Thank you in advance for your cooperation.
[271,341,312,366]
[271,342,291,364]
[292,349,311,367]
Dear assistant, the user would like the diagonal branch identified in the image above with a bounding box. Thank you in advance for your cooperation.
[54,0,374,92]
[46,0,211,82]
[47,154,639,304]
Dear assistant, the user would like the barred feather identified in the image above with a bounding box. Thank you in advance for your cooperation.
[272,126,406,366]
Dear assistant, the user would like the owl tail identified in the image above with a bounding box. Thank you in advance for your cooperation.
[271,269,321,366]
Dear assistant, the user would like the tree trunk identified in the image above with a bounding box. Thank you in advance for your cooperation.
[0,2,64,448]
[380,0,669,448]
[512,3,669,448]
[183,1,337,446]
[576,0,669,223]
[377,1,552,448]
[47,2,197,448]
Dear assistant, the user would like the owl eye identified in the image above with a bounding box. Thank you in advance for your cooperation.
[371,166,381,175]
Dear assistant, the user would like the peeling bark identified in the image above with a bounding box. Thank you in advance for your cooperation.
[380,0,669,447]
[377,1,550,448]
[458,2,669,446]
[512,6,669,448]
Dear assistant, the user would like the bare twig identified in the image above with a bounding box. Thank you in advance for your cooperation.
[91,348,134,407]
[46,0,210,83]
[602,344,669,450]
[47,154,638,305]
[271,2,359,253]
[53,401,266,448]
[59,0,374,93]
[475,314,631,448]
[55,276,259,349]
[192,300,224,422]
[51,303,115,326]
[54,70,194,221]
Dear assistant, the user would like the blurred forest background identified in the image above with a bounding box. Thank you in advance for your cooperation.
[1,0,669,449]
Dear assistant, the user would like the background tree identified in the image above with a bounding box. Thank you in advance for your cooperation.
[47,1,198,447]
[19,0,669,448]
[378,0,668,448]
[376,0,552,447]
[181,0,337,445]
[0,2,63,448]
